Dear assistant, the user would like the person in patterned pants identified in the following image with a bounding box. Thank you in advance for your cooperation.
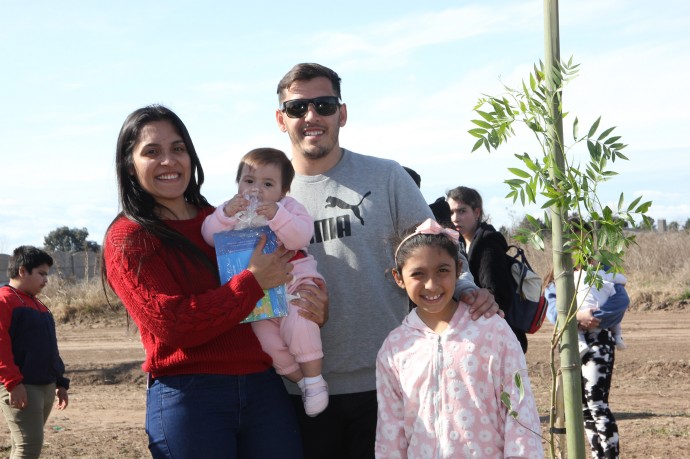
[581,328,620,458]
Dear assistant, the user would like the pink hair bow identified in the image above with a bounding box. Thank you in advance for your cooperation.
[413,218,459,241]
[394,218,459,262]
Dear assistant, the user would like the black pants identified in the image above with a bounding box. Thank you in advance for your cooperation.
[291,390,377,459]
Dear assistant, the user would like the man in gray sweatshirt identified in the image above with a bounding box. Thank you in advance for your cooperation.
[275,62,499,459]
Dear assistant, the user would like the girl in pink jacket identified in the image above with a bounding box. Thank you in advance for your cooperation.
[202,147,328,417]
[376,219,543,458]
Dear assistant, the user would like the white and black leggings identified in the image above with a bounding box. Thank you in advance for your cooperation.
[581,328,619,459]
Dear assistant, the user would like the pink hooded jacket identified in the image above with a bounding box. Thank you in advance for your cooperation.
[375,302,544,458]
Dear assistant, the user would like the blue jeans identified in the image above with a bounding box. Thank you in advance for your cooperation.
[146,369,303,459]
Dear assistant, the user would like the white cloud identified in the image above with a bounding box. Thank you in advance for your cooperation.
[309,3,538,67]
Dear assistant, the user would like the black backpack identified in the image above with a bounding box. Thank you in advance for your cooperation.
[504,245,547,334]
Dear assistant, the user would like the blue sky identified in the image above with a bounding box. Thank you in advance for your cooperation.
[1,0,688,252]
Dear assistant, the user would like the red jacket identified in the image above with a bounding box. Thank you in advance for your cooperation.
[0,285,70,392]
[103,206,272,378]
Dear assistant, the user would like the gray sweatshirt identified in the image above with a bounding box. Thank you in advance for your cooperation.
[288,149,475,395]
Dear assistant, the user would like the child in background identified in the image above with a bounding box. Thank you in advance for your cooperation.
[0,246,70,458]
[543,267,629,356]
[202,147,328,417]
[574,268,628,356]
[376,218,543,459]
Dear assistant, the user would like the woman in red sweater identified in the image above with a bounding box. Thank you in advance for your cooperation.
[103,105,327,459]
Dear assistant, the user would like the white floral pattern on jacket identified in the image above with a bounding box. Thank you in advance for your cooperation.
[375,302,544,459]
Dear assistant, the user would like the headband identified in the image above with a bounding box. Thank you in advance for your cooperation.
[394,218,460,263]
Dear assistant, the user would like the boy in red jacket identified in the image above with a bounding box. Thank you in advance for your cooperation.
[0,246,69,459]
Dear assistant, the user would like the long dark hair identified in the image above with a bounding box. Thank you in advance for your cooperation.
[116,104,208,219]
[102,105,216,283]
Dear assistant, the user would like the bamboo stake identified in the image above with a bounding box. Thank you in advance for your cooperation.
[543,0,587,457]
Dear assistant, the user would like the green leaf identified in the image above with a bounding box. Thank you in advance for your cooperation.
[521,154,540,172]
[471,119,492,129]
[502,97,514,116]
[586,167,597,182]
[573,117,579,140]
[636,201,652,213]
[468,128,488,138]
[508,167,531,178]
[505,178,527,187]
[597,126,616,141]
[618,193,624,212]
[514,372,525,402]
[533,234,545,251]
[615,151,629,161]
[587,116,601,138]
[525,184,536,203]
[542,197,560,209]
[475,110,496,122]
[482,138,491,152]
[500,392,512,410]
[526,121,543,133]
[603,206,613,220]
[488,131,500,148]
[627,196,642,211]
[604,135,621,145]
[587,140,597,158]
[542,188,561,199]
[471,138,485,152]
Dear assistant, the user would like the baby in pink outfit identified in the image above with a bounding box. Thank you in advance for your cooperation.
[202,147,328,417]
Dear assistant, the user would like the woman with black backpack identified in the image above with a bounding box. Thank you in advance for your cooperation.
[446,186,529,352]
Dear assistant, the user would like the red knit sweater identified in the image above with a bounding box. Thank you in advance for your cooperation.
[103,206,272,378]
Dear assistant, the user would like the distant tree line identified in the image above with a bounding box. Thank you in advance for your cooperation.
[43,226,101,253]
[0,227,100,284]
[667,219,690,232]
[499,215,688,239]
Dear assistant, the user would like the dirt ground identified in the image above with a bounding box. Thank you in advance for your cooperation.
[0,310,687,458]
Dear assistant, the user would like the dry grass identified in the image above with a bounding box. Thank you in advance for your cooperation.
[41,276,126,325]
[519,231,690,311]
[38,231,690,325]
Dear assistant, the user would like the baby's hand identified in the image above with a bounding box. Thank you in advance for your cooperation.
[223,194,248,217]
[256,202,279,220]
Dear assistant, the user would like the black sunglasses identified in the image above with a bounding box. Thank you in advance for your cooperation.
[281,96,341,119]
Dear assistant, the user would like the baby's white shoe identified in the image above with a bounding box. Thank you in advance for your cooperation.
[303,378,329,417]
[578,340,589,359]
